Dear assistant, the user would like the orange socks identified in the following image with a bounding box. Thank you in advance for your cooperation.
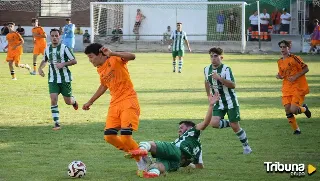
[288,116,299,131]
[104,135,128,152]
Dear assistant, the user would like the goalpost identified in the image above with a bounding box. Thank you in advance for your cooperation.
[90,1,247,53]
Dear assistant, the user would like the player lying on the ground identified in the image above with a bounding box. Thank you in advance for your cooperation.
[127,92,219,178]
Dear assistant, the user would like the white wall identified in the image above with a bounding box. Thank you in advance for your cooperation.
[123,5,208,41]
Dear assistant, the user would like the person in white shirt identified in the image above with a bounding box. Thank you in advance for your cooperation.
[260,9,270,41]
[249,11,259,40]
[280,8,291,34]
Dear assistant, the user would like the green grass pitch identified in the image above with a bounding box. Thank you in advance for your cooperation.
[0,52,319,181]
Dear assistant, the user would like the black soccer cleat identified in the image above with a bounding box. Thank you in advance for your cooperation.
[293,130,301,135]
[302,104,311,118]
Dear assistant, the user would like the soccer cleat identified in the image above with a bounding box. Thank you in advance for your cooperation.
[52,123,61,131]
[178,70,181,73]
[30,71,37,75]
[243,146,252,154]
[302,104,311,118]
[12,77,17,80]
[129,148,148,157]
[25,64,31,71]
[293,130,301,135]
[173,69,176,73]
[142,171,160,178]
[72,101,78,110]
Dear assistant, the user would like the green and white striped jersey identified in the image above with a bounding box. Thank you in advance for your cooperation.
[170,30,188,51]
[43,44,75,83]
[173,127,201,163]
[204,64,239,110]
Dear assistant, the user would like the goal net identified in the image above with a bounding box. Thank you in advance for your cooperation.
[90,1,247,53]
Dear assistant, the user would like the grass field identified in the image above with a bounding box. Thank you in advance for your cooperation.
[0,52,319,181]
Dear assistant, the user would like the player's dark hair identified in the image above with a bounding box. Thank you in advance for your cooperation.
[177,22,182,25]
[7,22,15,26]
[179,120,196,127]
[31,18,38,23]
[66,18,71,21]
[50,28,60,35]
[278,40,292,48]
[209,47,223,55]
[84,43,103,56]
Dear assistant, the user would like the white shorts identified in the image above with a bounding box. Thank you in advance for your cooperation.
[216,24,224,33]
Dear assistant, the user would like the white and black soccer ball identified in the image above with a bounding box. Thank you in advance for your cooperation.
[68,161,87,178]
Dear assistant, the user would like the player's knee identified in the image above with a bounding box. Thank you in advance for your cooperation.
[289,106,298,114]
[120,128,133,135]
[104,129,118,142]
[286,113,294,118]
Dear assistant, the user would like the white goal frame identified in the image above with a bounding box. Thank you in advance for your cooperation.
[90,1,247,53]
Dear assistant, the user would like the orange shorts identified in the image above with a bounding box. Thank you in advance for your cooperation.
[33,44,46,55]
[105,98,140,131]
[6,53,21,64]
[282,95,305,106]
[311,40,320,46]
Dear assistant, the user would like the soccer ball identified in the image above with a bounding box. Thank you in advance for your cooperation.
[67,161,87,178]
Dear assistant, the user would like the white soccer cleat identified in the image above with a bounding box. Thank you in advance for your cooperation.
[12,77,17,80]
[243,146,252,154]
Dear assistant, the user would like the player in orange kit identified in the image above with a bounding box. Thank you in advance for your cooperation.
[4,22,30,80]
[83,43,145,174]
[31,18,47,75]
[276,40,312,134]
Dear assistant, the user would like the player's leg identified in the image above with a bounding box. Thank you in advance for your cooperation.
[31,45,39,75]
[228,107,252,154]
[15,55,31,72]
[61,82,78,110]
[119,98,141,164]
[177,50,184,73]
[172,51,177,72]
[48,82,61,130]
[7,60,16,80]
[104,105,128,152]
[283,96,303,134]
[210,104,230,129]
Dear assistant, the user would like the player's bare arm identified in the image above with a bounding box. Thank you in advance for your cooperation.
[276,73,283,79]
[205,81,211,97]
[288,65,309,82]
[185,39,191,52]
[82,84,108,110]
[38,60,47,77]
[100,47,136,61]
[212,72,235,89]
[56,59,77,69]
[195,92,219,131]
[13,37,24,50]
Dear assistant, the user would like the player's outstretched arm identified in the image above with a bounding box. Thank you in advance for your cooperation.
[100,47,136,61]
[195,92,219,131]
[82,84,108,110]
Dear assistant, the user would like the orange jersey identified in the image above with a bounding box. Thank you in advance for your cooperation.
[97,56,137,105]
[6,32,23,55]
[277,54,309,96]
[32,26,46,45]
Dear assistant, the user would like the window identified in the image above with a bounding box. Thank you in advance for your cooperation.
[40,0,71,17]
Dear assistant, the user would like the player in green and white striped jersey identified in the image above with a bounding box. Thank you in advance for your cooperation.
[204,47,252,154]
[169,22,191,73]
[38,28,78,130]
[127,93,219,178]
